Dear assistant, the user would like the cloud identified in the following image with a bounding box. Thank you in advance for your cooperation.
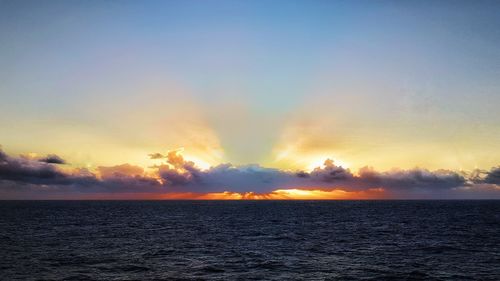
[0,147,499,199]
[467,166,500,185]
[0,147,160,196]
[38,154,66,164]
[148,153,165,159]
[155,154,469,194]
[162,163,298,193]
[483,167,500,184]
[97,164,144,179]
[0,149,69,185]
[309,159,354,181]
[355,166,466,190]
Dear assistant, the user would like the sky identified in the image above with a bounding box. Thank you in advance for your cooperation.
[1,0,500,199]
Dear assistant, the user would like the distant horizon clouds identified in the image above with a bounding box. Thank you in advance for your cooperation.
[1,146,499,199]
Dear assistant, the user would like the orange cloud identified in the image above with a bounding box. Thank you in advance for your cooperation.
[97,164,144,179]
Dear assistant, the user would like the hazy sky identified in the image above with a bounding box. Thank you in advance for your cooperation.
[1,0,500,174]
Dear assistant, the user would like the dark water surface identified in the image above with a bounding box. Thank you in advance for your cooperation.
[1,201,499,280]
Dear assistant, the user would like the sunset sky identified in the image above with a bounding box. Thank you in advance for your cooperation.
[1,0,500,199]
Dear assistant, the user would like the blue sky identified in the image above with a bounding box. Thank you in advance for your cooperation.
[1,0,500,171]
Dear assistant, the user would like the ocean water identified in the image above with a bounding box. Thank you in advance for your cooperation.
[0,201,499,280]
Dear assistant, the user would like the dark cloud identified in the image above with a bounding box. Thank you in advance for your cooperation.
[0,147,498,199]
[356,167,466,190]
[484,167,500,184]
[38,154,66,164]
[0,148,8,161]
[162,163,298,193]
[469,167,500,185]
[0,150,69,185]
[309,159,353,181]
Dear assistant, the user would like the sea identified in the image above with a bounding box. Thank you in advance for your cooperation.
[1,200,499,280]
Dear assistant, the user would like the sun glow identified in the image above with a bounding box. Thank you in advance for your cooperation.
[272,148,351,172]
[306,157,350,172]
[183,155,212,170]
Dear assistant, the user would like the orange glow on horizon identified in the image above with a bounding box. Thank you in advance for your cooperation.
[189,188,387,200]
[59,188,387,200]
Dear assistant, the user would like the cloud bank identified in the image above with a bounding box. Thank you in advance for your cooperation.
[0,147,499,199]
